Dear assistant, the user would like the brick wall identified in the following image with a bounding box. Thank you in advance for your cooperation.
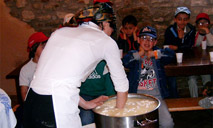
[4,0,213,46]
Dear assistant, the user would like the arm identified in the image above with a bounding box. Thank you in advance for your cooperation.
[179,24,196,51]
[79,96,109,110]
[164,26,180,51]
[116,91,128,108]
[104,38,129,108]
[20,86,29,101]
[206,27,213,46]
[122,50,139,69]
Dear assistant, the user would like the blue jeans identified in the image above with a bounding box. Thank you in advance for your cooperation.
[167,77,179,98]
[79,94,98,126]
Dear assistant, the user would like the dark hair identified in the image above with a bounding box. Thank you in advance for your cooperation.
[175,12,190,18]
[122,15,137,27]
[29,41,47,59]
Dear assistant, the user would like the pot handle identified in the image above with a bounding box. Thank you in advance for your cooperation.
[134,118,157,127]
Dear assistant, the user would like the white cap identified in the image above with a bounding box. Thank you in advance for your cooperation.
[175,7,191,17]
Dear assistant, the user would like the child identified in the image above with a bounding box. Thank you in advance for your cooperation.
[188,13,212,97]
[15,32,48,128]
[164,7,196,52]
[194,13,213,47]
[117,15,139,55]
[123,26,175,128]
[19,32,48,101]
[163,7,196,98]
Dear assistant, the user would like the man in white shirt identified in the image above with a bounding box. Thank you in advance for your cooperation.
[23,3,129,128]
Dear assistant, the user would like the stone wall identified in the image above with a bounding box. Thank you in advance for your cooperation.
[4,0,213,46]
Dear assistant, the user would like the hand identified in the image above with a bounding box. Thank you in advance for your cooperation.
[177,28,184,39]
[133,26,138,41]
[116,91,128,109]
[79,96,109,110]
[198,27,210,35]
[133,26,138,33]
[169,45,178,50]
[147,50,155,60]
[202,89,208,96]
[120,26,127,40]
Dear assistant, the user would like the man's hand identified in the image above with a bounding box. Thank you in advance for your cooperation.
[79,96,109,110]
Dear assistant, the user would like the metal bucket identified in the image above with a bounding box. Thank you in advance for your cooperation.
[93,93,160,128]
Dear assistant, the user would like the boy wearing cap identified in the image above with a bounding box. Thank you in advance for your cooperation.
[19,32,48,101]
[163,7,196,98]
[123,26,175,128]
[188,13,212,97]
[164,7,196,52]
[194,13,213,46]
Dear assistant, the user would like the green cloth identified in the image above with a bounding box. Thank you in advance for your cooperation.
[80,60,116,96]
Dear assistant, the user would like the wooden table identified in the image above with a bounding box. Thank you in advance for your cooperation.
[165,47,213,77]
[6,60,29,104]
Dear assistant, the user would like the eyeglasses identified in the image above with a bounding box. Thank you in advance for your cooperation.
[140,36,156,42]
[198,22,209,26]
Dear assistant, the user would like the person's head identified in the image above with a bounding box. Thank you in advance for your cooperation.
[174,7,191,30]
[74,3,116,36]
[28,32,48,59]
[93,0,113,6]
[196,13,210,29]
[138,26,157,51]
[122,15,138,37]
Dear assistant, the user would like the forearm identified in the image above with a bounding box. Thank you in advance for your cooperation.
[116,91,128,108]
[20,86,29,101]
[79,96,88,109]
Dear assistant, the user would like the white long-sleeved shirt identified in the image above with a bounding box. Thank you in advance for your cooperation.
[30,22,129,128]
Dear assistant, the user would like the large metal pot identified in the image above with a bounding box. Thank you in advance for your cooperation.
[93,93,160,128]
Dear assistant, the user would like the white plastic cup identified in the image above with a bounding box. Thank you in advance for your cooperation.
[163,45,169,49]
[209,52,213,62]
[202,41,207,50]
[176,53,183,64]
[119,49,123,58]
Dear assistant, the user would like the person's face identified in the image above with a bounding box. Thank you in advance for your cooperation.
[174,13,190,30]
[138,35,157,51]
[103,21,114,36]
[197,19,209,28]
[123,23,136,37]
[35,42,46,58]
